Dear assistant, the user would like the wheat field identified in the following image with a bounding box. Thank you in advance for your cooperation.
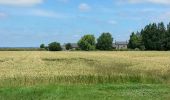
[0,51,170,100]
[0,51,170,85]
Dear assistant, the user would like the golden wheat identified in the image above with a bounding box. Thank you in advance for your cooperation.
[0,51,170,86]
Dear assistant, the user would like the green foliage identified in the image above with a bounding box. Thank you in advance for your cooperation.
[134,48,140,51]
[141,22,167,50]
[44,46,49,51]
[78,34,96,51]
[165,23,170,50]
[48,42,62,51]
[129,22,170,50]
[65,43,72,50]
[96,33,113,50]
[40,44,45,48]
[128,32,143,49]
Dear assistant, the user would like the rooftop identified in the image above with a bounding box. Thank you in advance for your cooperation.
[115,41,128,45]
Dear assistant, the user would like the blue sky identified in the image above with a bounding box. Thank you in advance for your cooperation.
[0,0,170,47]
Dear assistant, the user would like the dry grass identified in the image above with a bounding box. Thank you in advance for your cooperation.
[0,51,170,86]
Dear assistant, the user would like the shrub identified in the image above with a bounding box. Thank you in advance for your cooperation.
[65,43,72,50]
[96,33,113,51]
[40,44,45,49]
[48,42,62,51]
[135,48,140,51]
[139,45,145,51]
[78,34,96,51]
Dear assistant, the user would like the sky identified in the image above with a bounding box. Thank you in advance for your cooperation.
[0,0,170,47]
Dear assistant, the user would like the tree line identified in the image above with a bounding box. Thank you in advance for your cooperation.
[40,33,114,51]
[40,22,170,51]
[128,22,170,50]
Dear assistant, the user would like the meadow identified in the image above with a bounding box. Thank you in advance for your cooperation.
[0,51,170,100]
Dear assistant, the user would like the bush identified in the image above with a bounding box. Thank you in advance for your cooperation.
[65,43,72,50]
[96,33,113,51]
[48,42,62,51]
[139,45,145,51]
[40,44,45,48]
[45,46,49,51]
[78,35,96,51]
[135,48,140,51]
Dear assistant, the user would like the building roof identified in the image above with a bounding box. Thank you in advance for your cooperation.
[115,41,128,45]
[70,43,78,48]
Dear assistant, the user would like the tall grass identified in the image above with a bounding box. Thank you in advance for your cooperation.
[0,51,170,86]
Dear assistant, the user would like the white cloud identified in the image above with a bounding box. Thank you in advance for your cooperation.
[78,3,91,12]
[0,0,43,6]
[125,0,170,5]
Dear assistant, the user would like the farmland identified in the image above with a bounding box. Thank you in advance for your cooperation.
[0,51,170,100]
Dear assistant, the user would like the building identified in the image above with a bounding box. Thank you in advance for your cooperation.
[70,43,79,50]
[113,41,128,49]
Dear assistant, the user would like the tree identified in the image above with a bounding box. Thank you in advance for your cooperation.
[128,22,170,50]
[40,44,45,48]
[166,22,170,50]
[141,22,167,50]
[128,32,143,49]
[65,43,72,50]
[157,22,166,50]
[78,34,96,51]
[96,32,113,50]
[48,42,62,51]
[141,23,159,50]
[44,46,49,51]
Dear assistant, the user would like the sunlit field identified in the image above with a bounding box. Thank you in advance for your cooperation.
[0,51,170,100]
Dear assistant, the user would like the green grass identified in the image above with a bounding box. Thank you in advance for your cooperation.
[0,84,170,100]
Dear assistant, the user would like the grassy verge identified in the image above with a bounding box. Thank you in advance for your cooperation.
[0,84,170,100]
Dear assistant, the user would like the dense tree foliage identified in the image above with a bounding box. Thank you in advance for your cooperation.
[128,22,170,50]
[40,44,45,48]
[48,42,62,51]
[78,35,96,51]
[96,33,113,50]
[166,23,170,50]
[128,32,142,49]
[65,43,72,50]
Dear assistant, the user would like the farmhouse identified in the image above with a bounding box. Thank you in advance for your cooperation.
[70,43,79,50]
[113,41,128,49]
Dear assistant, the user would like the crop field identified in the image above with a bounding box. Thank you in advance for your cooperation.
[0,51,170,100]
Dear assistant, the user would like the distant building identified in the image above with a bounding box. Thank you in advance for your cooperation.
[113,41,128,49]
[70,43,79,50]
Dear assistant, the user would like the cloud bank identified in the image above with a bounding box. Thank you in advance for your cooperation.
[0,0,43,6]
